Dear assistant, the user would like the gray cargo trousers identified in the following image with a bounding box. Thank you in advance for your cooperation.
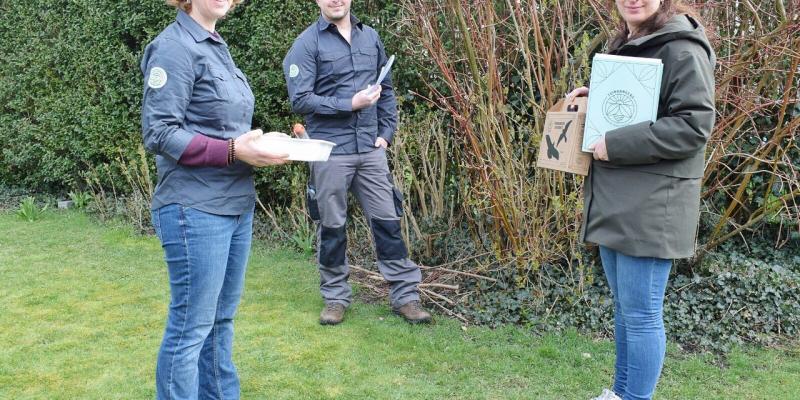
[307,147,421,308]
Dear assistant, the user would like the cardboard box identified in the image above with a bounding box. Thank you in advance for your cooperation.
[536,97,591,176]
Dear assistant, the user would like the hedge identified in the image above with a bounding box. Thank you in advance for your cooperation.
[0,0,407,199]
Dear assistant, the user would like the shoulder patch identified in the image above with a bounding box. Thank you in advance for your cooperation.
[289,64,300,78]
[148,67,168,89]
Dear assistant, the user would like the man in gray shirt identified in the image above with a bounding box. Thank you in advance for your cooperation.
[283,0,431,325]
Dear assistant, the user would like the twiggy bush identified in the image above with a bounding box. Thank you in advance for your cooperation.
[389,1,800,339]
[391,109,460,258]
[698,1,800,254]
[84,145,154,233]
[397,0,601,284]
[396,1,799,267]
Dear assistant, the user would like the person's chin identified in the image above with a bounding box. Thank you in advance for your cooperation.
[624,17,645,28]
[211,9,230,19]
[327,10,348,20]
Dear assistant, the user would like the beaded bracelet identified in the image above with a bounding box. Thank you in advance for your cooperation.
[227,138,236,165]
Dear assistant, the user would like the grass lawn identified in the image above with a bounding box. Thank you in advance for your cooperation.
[1,210,798,399]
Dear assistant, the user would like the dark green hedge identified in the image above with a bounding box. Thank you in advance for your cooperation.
[0,0,406,197]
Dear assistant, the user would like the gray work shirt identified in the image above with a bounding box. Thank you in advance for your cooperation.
[141,10,256,215]
[283,14,398,155]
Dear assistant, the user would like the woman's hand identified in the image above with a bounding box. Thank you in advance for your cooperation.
[566,86,589,101]
[234,129,290,167]
[567,86,607,160]
[589,137,609,161]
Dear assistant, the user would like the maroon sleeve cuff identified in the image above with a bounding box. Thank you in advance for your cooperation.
[178,135,229,167]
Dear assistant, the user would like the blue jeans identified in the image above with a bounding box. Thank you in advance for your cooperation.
[599,246,672,400]
[151,204,253,400]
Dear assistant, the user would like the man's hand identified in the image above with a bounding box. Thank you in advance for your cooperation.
[374,137,388,149]
[589,136,609,161]
[351,85,382,111]
[234,129,290,167]
[292,123,309,139]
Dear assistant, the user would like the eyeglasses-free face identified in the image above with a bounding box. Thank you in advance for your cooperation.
[615,0,663,33]
[316,0,352,23]
[190,0,234,24]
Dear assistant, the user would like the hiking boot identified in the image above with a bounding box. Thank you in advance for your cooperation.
[319,303,346,325]
[590,389,622,400]
[392,300,432,324]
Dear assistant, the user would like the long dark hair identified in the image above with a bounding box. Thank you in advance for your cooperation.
[609,0,700,51]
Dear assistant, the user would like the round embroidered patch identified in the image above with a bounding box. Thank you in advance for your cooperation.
[289,64,300,78]
[148,67,168,89]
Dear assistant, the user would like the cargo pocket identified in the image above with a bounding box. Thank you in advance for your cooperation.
[392,187,404,217]
[387,174,404,217]
[306,184,320,222]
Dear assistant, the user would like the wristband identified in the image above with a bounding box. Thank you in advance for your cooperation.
[227,139,236,165]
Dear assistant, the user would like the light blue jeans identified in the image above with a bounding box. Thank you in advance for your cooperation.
[599,246,672,400]
[151,204,253,400]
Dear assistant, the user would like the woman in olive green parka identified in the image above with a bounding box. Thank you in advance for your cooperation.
[581,11,715,260]
[568,1,716,400]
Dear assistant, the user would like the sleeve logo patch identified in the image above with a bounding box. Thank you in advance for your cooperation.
[148,67,168,89]
[289,64,300,78]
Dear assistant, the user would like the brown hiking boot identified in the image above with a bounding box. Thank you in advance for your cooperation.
[319,303,346,325]
[392,300,432,324]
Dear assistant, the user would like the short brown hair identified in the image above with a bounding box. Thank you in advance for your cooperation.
[609,0,700,51]
[166,0,245,14]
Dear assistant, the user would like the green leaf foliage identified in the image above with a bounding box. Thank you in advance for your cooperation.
[458,242,800,353]
[0,0,408,203]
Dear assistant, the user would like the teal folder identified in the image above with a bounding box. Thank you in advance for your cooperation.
[582,54,663,152]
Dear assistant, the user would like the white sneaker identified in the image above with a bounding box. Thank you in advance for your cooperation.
[590,388,622,400]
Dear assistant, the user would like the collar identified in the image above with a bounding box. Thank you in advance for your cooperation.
[176,10,225,44]
[618,14,697,51]
[316,13,363,32]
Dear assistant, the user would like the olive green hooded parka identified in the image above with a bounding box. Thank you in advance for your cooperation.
[580,14,716,259]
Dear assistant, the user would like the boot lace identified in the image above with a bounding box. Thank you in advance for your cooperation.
[325,303,342,313]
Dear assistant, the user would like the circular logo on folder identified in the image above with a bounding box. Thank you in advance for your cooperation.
[602,90,637,127]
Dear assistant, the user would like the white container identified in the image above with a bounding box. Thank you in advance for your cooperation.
[254,135,336,162]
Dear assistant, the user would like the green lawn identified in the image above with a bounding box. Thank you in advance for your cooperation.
[1,211,798,399]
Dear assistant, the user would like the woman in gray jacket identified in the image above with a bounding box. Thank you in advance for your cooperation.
[568,1,716,399]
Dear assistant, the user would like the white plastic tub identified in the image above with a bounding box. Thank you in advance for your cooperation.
[254,134,336,162]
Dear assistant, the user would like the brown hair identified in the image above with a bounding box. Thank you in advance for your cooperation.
[166,0,245,14]
[609,0,700,51]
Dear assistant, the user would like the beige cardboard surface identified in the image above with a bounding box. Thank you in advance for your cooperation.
[536,97,591,175]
